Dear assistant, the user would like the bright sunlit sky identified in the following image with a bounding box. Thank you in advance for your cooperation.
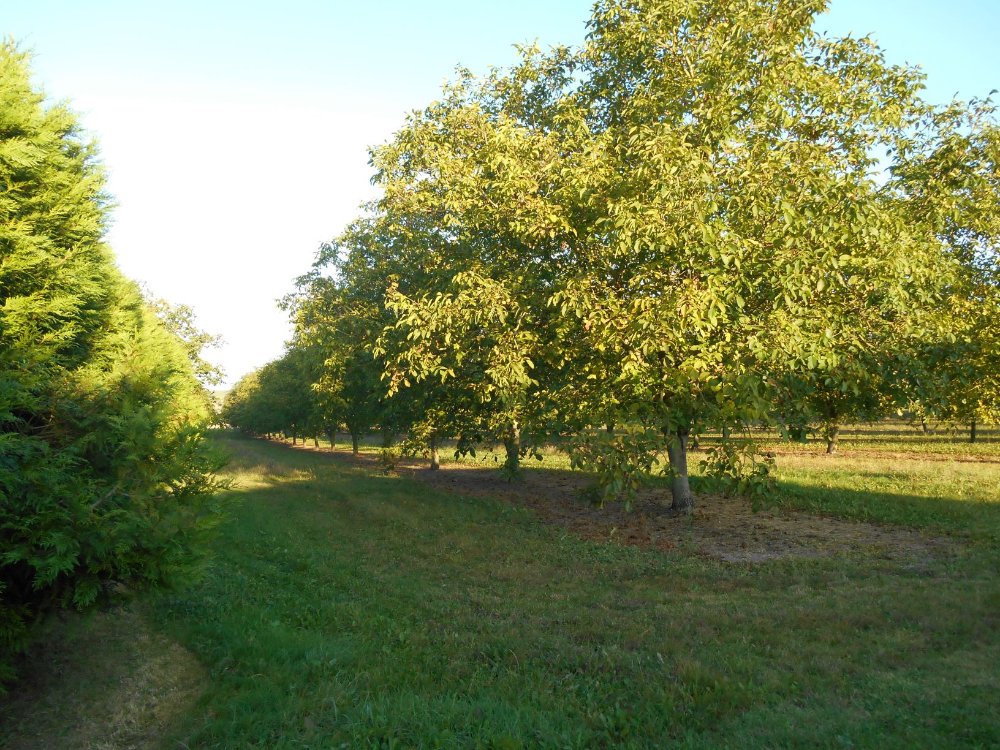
[6,1,999,387]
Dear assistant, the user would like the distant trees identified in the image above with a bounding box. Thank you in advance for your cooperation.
[233,0,998,509]
[0,43,225,684]
[894,98,1000,441]
[222,353,316,443]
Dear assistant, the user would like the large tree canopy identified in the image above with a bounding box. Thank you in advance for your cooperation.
[548,0,958,505]
[263,0,996,512]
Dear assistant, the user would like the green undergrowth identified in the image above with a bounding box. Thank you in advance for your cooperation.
[4,433,998,748]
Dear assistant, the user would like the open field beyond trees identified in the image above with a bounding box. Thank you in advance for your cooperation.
[3,431,999,749]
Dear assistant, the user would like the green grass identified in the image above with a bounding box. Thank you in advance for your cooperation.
[4,431,999,748]
[750,426,1000,457]
[0,607,205,749]
[765,452,1000,543]
[354,426,1000,542]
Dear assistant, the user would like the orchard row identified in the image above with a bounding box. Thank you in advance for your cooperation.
[224,0,999,511]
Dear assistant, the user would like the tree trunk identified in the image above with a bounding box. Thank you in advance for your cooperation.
[971,419,978,444]
[606,423,615,435]
[312,436,319,448]
[381,427,394,449]
[327,431,335,450]
[665,428,694,513]
[503,421,521,475]
[351,432,360,456]
[824,422,839,454]
[291,434,297,445]
[429,435,440,471]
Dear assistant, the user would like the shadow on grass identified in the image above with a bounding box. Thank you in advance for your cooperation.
[0,607,206,750]
[7,433,998,749]
[767,479,1000,544]
[148,446,1000,748]
[217,435,984,567]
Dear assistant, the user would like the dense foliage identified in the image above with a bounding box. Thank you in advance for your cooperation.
[226,0,999,510]
[0,43,226,683]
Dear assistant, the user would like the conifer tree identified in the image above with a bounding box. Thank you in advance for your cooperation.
[0,42,225,684]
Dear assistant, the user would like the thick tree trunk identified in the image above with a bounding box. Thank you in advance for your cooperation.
[291,434,297,445]
[327,431,335,450]
[351,432,360,456]
[503,421,521,475]
[971,420,978,444]
[429,435,440,471]
[824,423,839,454]
[313,436,319,448]
[665,428,694,513]
[606,423,615,435]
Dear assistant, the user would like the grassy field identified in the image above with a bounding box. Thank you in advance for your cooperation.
[2,431,999,748]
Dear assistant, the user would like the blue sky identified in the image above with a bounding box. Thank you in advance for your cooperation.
[6,1,999,385]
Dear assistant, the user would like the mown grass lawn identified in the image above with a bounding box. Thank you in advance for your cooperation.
[4,432,1000,749]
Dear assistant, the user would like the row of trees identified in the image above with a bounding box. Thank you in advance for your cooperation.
[225,0,999,510]
[0,43,226,684]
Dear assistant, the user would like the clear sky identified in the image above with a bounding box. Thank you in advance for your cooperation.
[6,1,999,386]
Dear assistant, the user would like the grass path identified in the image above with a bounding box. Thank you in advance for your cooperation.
[4,433,1000,748]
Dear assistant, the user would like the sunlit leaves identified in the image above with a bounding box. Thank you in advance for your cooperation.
[284,0,996,502]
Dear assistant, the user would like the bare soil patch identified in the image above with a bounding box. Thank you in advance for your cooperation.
[301,444,953,565]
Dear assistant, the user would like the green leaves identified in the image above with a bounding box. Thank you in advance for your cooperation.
[1,43,226,687]
[568,428,662,509]
[275,0,996,508]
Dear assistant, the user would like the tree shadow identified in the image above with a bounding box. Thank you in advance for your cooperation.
[767,479,1000,546]
[224,436,980,565]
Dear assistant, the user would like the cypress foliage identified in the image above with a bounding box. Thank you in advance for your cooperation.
[0,42,225,684]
